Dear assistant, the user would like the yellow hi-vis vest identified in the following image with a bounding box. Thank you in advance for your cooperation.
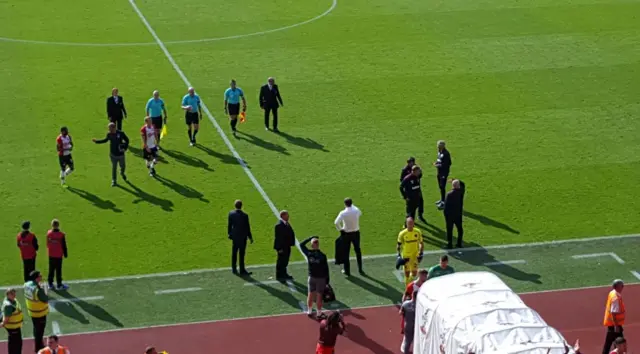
[1,298,23,329]
[24,281,49,318]
[38,345,70,354]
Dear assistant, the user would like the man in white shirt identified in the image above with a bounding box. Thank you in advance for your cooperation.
[334,198,363,276]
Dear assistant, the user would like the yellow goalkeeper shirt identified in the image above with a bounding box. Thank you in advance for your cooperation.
[397,228,423,258]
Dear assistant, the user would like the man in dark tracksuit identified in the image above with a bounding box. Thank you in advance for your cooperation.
[92,122,130,187]
[400,157,426,223]
[443,179,465,249]
[228,200,254,276]
[274,210,295,280]
[400,166,423,225]
[16,221,38,282]
[434,140,452,209]
[299,236,330,319]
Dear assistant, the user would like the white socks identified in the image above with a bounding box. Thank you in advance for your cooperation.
[64,168,73,176]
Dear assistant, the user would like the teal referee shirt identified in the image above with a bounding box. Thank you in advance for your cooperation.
[224,88,244,104]
[146,98,165,117]
[182,94,201,112]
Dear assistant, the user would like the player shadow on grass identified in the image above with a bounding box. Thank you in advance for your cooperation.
[154,175,209,203]
[117,181,174,212]
[344,322,395,354]
[275,131,329,152]
[128,146,168,164]
[55,290,124,328]
[463,211,520,234]
[243,275,304,311]
[161,149,214,172]
[236,131,290,155]
[66,187,123,213]
[51,301,90,325]
[194,145,247,167]
[345,273,403,305]
[419,222,541,284]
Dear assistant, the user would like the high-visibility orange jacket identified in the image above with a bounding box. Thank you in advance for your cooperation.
[603,289,625,326]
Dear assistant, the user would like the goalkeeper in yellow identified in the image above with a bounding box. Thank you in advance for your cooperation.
[397,217,424,286]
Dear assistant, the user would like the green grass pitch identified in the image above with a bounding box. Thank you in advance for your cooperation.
[1,0,640,287]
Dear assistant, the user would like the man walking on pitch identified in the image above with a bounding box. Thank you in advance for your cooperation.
[24,271,49,353]
[106,87,127,131]
[145,90,167,148]
[334,198,364,276]
[427,255,455,280]
[1,288,23,354]
[274,210,295,280]
[56,126,74,185]
[181,87,202,146]
[397,217,424,286]
[400,157,426,223]
[433,140,452,209]
[140,117,159,177]
[300,236,329,319]
[259,77,284,132]
[93,122,130,186]
[224,79,247,137]
[228,200,254,276]
[400,166,423,224]
[602,279,626,354]
[47,219,69,290]
[17,221,38,282]
[443,179,465,249]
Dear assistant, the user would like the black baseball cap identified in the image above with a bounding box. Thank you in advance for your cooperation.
[21,221,31,230]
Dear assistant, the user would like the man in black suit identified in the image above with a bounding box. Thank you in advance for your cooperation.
[443,179,465,249]
[228,200,254,275]
[274,210,295,280]
[106,88,128,131]
[259,77,284,132]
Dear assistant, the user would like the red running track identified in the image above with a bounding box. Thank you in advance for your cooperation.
[3,284,637,354]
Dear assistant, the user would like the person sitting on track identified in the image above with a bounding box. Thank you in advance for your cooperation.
[316,311,346,354]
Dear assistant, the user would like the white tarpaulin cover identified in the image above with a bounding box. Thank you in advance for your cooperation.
[414,271,573,354]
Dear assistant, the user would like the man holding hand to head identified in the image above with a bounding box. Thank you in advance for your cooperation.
[181,87,202,146]
[300,236,329,319]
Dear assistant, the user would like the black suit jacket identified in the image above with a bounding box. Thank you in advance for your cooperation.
[228,209,253,242]
[107,95,127,120]
[259,84,283,108]
[444,181,466,218]
[274,220,295,251]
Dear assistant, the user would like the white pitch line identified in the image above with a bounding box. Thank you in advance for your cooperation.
[286,280,299,294]
[298,301,309,313]
[571,252,625,264]
[50,296,105,304]
[52,321,62,335]
[2,233,639,290]
[393,270,405,283]
[127,0,307,261]
[1,282,638,344]
[632,271,640,281]
[154,287,202,295]
[484,260,527,266]
[243,280,281,287]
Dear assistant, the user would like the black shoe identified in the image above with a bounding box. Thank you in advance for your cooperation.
[285,274,294,280]
[232,269,238,275]
[274,128,280,133]
[419,215,428,224]
[456,244,463,249]
[121,173,127,181]
[446,244,453,250]
[239,270,252,276]
[111,180,117,187]
[359,269,365,275]
[342,269,350,277]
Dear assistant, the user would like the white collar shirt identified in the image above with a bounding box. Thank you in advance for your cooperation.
[334,205,362,232]
[113,95,118,104]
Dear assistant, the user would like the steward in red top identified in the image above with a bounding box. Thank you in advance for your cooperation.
[316,311,345,354]
[46,219,68,290]
[17,221,38,282]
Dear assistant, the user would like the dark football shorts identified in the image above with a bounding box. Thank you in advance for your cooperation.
[143,147,158,160]
[58,155,74,170]
[151,116,163,131]
[185,111,199,125]
[227,103,240,116]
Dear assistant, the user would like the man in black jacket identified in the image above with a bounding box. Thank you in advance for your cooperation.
[434,140,452,209]
[400,165,423,225]
[400,157,426,223]
[443,179,465,249]
[106,88,127,131]
[274,210,295,280]
[259,77,284,132]
[92,122,130,187]
[300,236,329,319]
[228,200,254,276]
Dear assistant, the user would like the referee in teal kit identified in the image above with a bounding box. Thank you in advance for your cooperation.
[181,87,202,146]
[146,90,168,147]
[224,79,247,138]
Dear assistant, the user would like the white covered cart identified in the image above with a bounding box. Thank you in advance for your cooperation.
[413,271,574,354]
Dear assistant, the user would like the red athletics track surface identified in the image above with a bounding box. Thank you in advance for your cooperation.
[4,284,637,354]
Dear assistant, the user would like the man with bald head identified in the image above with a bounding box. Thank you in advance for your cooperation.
[443,179,465,249]
[106,88,127,131]
[146,90,168,147]
[181,87,202,146]
[259,77,284,132]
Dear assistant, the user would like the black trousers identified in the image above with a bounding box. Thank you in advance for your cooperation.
[405,198,420,220]
[602,326,624,354]
[23,258,36,282]
[275,247,291,278]
[5,328,22,354]
[110,117,123,131]
[437,174,448,202]
[342,231,363,274]
[32,316,47,352]
[48,257,63,286]
[231,240,247,272]
[445,215,463,248]
[264,106,278,129]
